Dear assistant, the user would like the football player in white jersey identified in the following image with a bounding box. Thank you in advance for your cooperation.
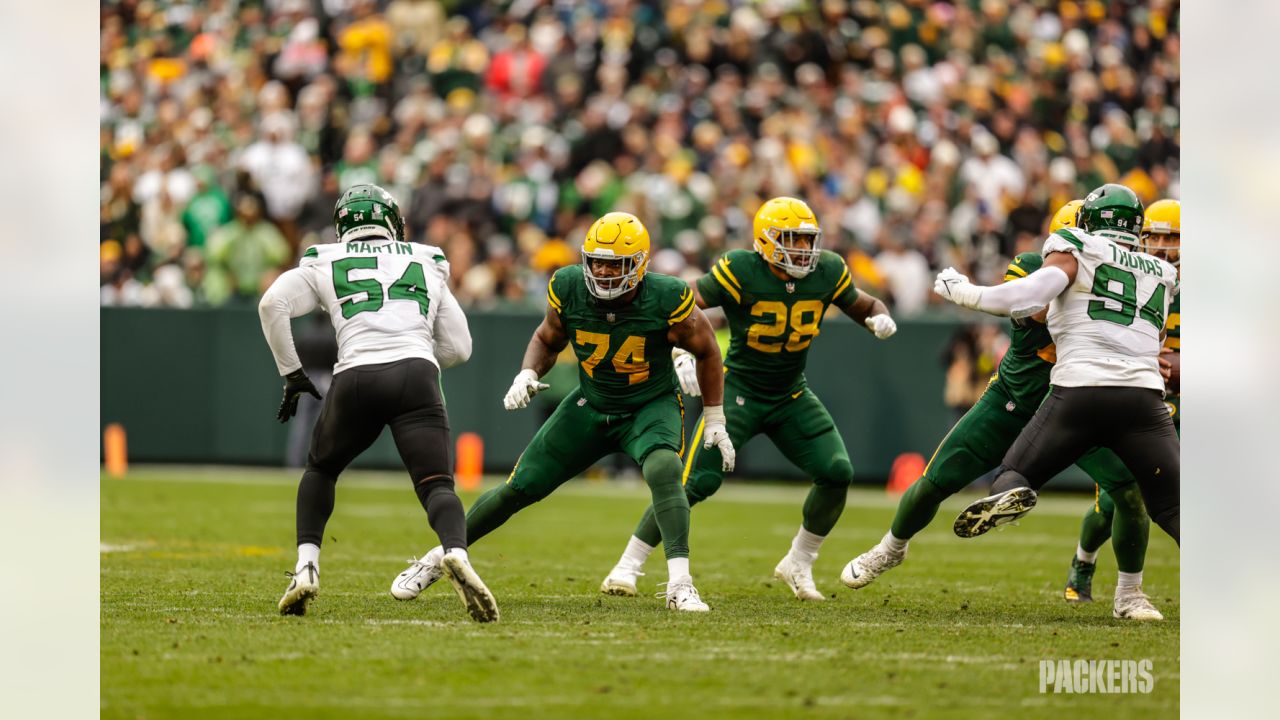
[258,184,499,622]
[934,183,1180,546]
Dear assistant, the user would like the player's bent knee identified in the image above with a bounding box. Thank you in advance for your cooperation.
[641,449,683,486]
[814,457,854,488]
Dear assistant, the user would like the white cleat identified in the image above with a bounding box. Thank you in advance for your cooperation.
[390,546,444,600]
[279,562,319,616]
[953,487,1038,538]
[661,576,710,612]
[774,553,825,601]
[440,552,500,623]
[1113,588,1165,621]
[840,544,906,589]
[600,561,644,597]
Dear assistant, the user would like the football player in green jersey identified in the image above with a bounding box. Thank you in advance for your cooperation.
[600,197,897,601]
[1063,199,1180,610]
[842,199,1167,620]
[388,212,734,612]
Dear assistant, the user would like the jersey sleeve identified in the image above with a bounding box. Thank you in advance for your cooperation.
[666,282,696,326]
[1004,252,1044,282]
[1042,228,1086,257]
[827,253,859,309]
[300,245,323,268]
[258,267,322,375]
[704,254,744,308]
[547,266,573,316]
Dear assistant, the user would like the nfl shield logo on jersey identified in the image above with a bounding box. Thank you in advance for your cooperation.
[785,282,796,294]
[736,396,745,406]
[1005,401,1016,412]
[606,312,616,323]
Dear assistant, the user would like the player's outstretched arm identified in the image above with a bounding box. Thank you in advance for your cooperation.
[841,290,896,339]
[934,253,1078,319]
[669,307,736,470]
[258,268,323,421]
[502,306,569,411]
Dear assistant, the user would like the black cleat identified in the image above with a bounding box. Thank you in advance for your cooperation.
[953,487,1038,538]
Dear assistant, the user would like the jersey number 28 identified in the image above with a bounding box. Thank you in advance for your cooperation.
[332,257,431,319]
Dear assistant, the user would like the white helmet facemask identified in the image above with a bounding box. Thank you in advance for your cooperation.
[582,248,645,299]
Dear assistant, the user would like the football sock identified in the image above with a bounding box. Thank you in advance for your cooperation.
[413,476,467,552]
[620,535,655,567]
[1077,502,1112,555]
[1075,544,1099,564]
[631,506,665,548]
[444,547,469,562]
[1117,571,1143,593]
[643,450,690,560]
[1109,485,1150,574]
[789,526,825,562]
[464,484,536,546]
[800,484,847,537]
[889,477,950,540]
[667,557,690,582]
[881,531,909,554]
[296,468,337,547]
[296,542,320,574]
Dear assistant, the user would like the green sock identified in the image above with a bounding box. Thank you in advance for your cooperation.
[464,484,536,546]
[632,505,665,549]
[643,450,690,559]
[801,484,848,537]
[1108,485,1150,573]
[1077,503,1113,555]
[889,477,951,540]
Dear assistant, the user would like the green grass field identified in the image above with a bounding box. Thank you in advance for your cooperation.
[101,467,1178,719]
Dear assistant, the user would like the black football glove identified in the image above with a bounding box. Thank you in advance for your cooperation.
[277,370,321,423]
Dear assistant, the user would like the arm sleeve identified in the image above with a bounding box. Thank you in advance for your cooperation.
[973,266,1071,319]
[258,267,321,376]
[432,278,472,369]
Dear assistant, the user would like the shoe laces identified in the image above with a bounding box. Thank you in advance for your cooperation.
[655,580,698,601]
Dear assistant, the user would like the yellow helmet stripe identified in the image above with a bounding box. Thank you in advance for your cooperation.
[710,266,742,303]
[716,258,742,289]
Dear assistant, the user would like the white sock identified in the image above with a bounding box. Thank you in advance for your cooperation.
[667,557,690,582]
[881,531,909,554]
[296,543,320,573]
[620,536,655,567]
[1076,544,1099,564]
[789,527,824,561]
[1117,571,1143,592]
[445,547,469,562]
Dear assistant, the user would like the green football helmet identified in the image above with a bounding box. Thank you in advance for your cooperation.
[1076,183,1144,246]
[333,184,405,242]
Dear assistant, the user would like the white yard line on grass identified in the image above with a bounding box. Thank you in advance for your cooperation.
[110,465,1097,517]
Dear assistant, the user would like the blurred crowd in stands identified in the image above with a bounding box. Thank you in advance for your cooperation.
[100,0,1179,315]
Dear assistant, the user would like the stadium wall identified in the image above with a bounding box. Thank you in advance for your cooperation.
[101,306,1091,487]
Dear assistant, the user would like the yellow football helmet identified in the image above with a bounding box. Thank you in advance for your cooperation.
[582,212,651,299]
[753,196,822,278]
[1050,199,1084,231]
[1142,199,1180,266]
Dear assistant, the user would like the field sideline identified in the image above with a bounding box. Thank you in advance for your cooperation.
[102,466,1178,719]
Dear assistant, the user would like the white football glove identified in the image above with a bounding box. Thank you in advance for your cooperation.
[672,349,701,396]
[502,368,549,411]
[864,314,897,340]
[933,267,983,309]
[701,405,736,472]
